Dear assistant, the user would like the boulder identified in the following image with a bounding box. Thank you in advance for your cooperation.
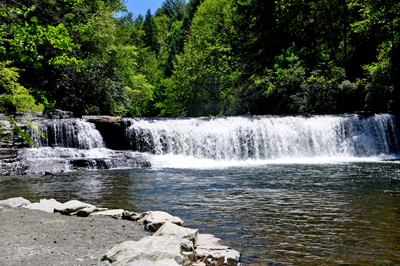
[23,198,63,213]
[75,206,108,217]
[205,254,225,266]
[197,234,224,247]
[123,259,180,266]
[154,222,199,246]
[82,115,122,123]
[195,246,241,266]
[137,211,185,232]
[54,200,97,215]
[0,197,31,208]
[122,211,141,221]
[89,209,124,218]
[102,235,193,266]
[47,109,74,119]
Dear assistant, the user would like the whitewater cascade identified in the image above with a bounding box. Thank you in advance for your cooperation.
[2,114,399,175]
[124,114,400,161]
[30,119,105,149]
[4,119,150,175]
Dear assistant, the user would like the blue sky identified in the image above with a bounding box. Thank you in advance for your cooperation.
[123,0,165,17]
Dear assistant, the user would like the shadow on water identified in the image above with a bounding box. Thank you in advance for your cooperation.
[2,162,400,265]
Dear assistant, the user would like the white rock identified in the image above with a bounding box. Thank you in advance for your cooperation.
[196,234,223,247]
[23,199,63,213]
[90,209,124,217]
[196,246,241,266]
[0,197,31,208]
[137,211,185,232]
[103,235,193,266]
[154,222,199,246]
[54,200,97,215]
[191,263,206,266]
[123,259,180,266]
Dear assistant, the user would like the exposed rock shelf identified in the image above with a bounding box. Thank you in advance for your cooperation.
[0,197,242,266]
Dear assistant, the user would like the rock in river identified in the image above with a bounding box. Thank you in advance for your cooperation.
[154,221,199,246]
[102,235,193,266]
[136,211,186,232]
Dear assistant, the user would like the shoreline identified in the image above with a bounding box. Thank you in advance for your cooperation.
[0,197,242,266]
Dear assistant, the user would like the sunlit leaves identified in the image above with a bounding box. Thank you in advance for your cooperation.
[0,3,83,68]
[0,61,44,113]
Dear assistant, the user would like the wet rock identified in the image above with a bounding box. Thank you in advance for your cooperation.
[0,148,18,159]
[54,200,97,215]
[102,235,193,266]
[154,222,199,245]
[0,197,31,208]
[90,209,124,218]
[137,211,186,232]
[23,199,63,213]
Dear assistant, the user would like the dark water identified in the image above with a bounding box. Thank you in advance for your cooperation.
[1,163,400,265]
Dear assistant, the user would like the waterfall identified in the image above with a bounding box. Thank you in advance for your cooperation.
[30,119,105,149]
[3,114,399,175]
[10,119,150,175]
[123,114,400,160]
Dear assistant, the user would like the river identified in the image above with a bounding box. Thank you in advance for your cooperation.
[1,163,400,265]
[1,114,400,265]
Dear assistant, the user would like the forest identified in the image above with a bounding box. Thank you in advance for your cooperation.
[1,0,399,120]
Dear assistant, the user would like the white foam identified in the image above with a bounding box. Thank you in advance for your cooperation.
[124,114,400,161]
[148,153,399,169]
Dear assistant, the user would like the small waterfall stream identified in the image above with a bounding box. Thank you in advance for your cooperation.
[2,114,400,175]
[30,119,105,149]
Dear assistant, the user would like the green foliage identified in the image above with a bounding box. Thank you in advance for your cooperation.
[0,3,83,69]
[360,45,394,112]
[1,0,399,121]
[259,49,357,114]
[291,63,357,113]
[159,0,239,116]
[0,61,44,147]
[51,60,130,116]
[0,61,43,113]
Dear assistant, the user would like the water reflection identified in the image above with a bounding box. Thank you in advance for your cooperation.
[1,163,400,265]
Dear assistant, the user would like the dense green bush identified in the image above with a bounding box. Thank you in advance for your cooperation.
[51,60,130,117]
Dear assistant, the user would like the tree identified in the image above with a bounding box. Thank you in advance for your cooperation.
[351,0,400,113]
[0,61,44,147]
[158,0,240,116]
[142,9,159,53]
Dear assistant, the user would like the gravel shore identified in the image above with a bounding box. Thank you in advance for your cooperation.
[0,206,150,266]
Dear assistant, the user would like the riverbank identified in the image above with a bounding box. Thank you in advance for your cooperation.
[0,197,241,266]
[0,205,149,266]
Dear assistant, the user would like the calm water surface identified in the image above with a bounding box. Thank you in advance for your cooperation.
[1,163,400,265]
